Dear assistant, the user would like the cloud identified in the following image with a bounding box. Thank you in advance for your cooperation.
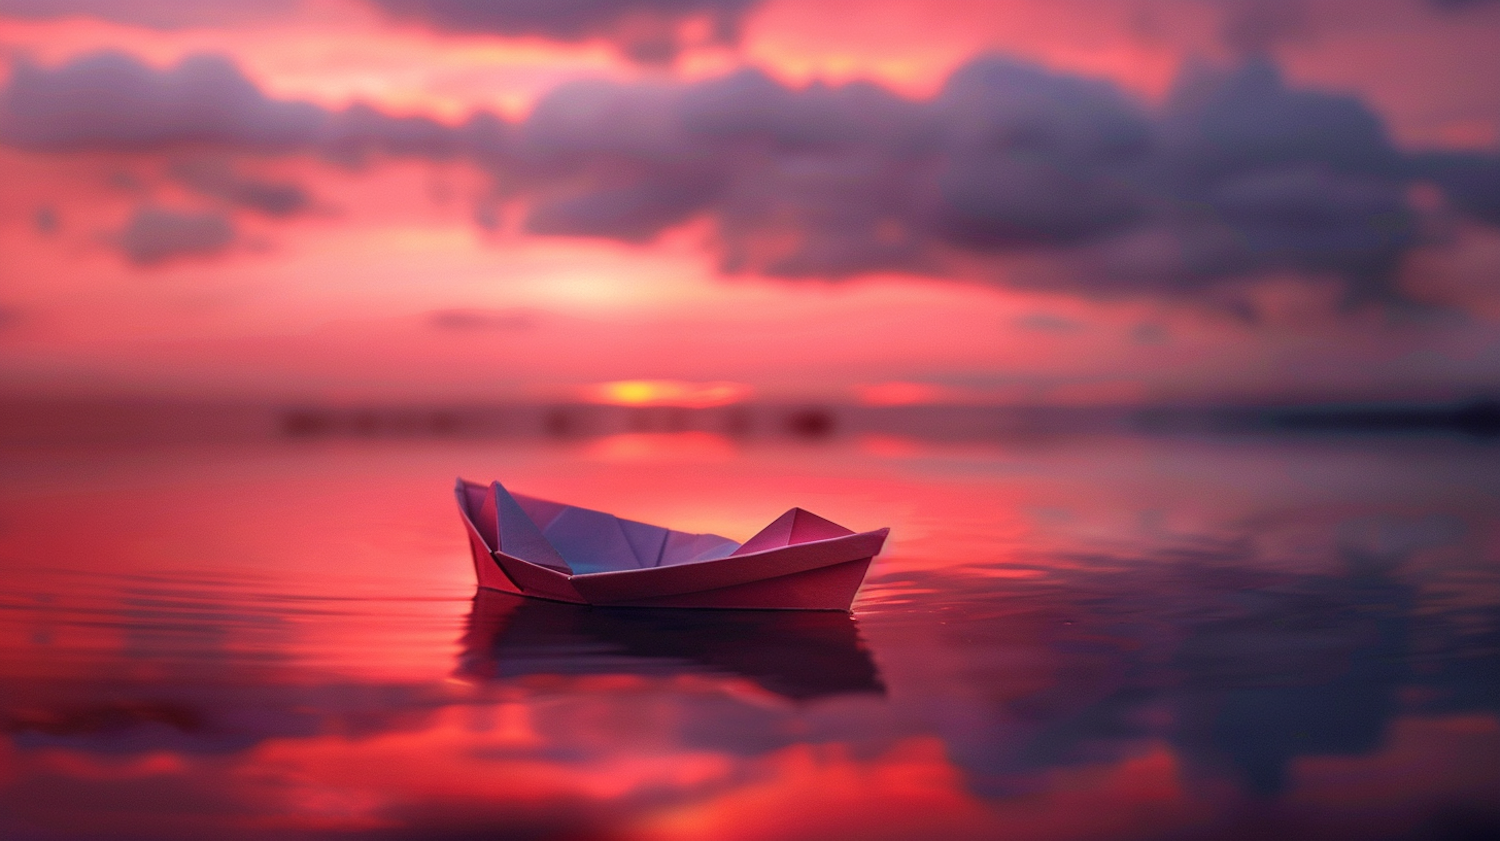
[321,101,487,163]
[1014,313,1082,333]
[1216,0,1310,58]
[170,158,308,216]
[1159,59,1402,185]
[929,58,1150,250]
[1426,0,1500,9]
[1209,166,1410,270]
[367,0,761,63]
[1412,151,1500,226]
[0,51,505,161]
[682,70,933,275]
[427,308,540,331]
[6,48,1496,305]
[0,0,300,28]
[511,68,935,273]
[117,206,235,264]
[0,51,514,266]
[511,77,718,240]
[0,52,325,151]
[506,56,1423,302]
[33,205,58,234]
[1102,59,1416,300]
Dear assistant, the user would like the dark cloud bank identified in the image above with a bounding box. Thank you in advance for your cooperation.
[371,0,758,63]
[0,0,301,28]
[2,48,1497,302]
[0,1,759,63]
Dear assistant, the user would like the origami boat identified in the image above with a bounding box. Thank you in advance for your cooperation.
[456,478,888,611]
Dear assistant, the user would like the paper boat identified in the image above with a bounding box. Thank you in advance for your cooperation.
[456,478,888,611]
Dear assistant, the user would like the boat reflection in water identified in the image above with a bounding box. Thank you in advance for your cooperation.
[456,588,885,700]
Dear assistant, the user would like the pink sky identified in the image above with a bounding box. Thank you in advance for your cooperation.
[2,0,1499,404]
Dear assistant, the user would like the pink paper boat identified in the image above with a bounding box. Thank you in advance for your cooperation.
[456,478,888,611]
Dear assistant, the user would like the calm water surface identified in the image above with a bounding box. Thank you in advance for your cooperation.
[1,431,1497,839]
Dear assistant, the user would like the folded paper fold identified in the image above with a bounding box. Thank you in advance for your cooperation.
[456,478,887,611]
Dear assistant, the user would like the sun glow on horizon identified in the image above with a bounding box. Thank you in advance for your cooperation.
[585,379,754,408]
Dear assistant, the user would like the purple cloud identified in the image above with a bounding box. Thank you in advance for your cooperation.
[170,158,309,217]
[0,0,300,28]
[428,308,540,331]
[506,57,1425,300]
[118,206,235,264]
[3,48,1495,306]
[367,0,760,63]
[0,52,325,151]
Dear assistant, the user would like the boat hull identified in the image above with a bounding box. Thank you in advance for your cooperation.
[594,557,874,610]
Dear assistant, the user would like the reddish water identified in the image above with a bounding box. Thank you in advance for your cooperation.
[2,431,1497,839]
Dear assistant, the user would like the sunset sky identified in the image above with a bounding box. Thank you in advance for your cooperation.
[2,0,1499,404]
